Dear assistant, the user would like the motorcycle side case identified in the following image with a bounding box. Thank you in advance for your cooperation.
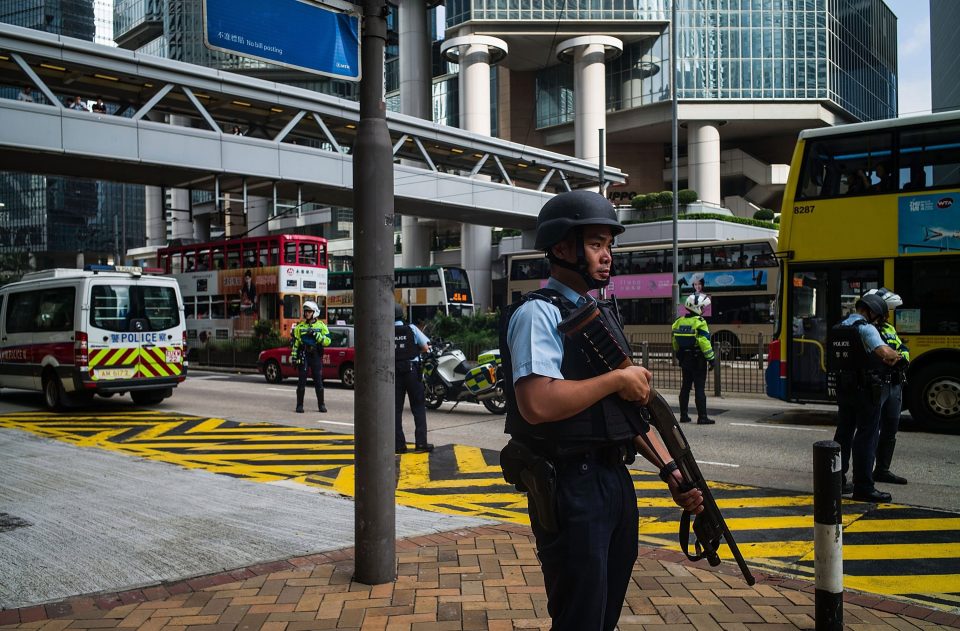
[477,349,501,366]
[464,363,498,395]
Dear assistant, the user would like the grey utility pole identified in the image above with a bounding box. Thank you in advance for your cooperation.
[670,0,680,311]
[353,0,397,585]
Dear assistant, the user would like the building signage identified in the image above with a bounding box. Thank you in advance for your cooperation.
[203,0,361,81]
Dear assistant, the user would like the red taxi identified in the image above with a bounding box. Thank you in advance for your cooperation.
[257,325,355,388]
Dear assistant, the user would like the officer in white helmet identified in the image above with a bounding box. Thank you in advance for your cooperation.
[671,292,717,424]
[290,300,331,413]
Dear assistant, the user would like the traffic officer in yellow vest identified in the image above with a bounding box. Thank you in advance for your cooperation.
[291,300,331,413]
[866,287,911,486]
[671,293,716,424]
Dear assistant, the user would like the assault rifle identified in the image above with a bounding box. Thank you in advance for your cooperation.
[557,300,755,585]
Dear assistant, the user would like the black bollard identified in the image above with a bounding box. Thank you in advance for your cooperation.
[813,440,843,630]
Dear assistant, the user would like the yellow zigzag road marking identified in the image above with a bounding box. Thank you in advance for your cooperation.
[454,445,502,474]
[636,513,865,534]
[4,411,960,606]
[843,574,960,596]
[845,517,960,532]
[816,543,960,561]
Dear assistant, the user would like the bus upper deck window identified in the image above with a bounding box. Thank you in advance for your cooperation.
[284,242,297,264]
[300,243,318,265]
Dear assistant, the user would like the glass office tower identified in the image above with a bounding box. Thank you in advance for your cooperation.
[441,0,897,214]
[0,0,146,271]
[931,0,960,113]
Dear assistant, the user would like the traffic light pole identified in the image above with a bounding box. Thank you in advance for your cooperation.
[353,0,397,585]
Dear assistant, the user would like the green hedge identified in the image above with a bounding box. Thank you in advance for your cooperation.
[631,189,698,210]
[752,208,775,220]
[622,213,778,230]
[424,310,500,358]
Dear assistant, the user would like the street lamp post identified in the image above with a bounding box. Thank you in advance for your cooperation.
[670,0,680,311]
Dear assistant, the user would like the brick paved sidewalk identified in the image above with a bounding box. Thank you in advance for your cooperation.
[1,524,958,630]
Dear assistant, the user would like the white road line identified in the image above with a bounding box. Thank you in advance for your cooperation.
[730,422,830,433]
[315,420,354,427]
[266,387,289,392]
[699,460,739,468]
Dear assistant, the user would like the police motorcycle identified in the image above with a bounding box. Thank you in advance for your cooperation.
[421,339,506,414]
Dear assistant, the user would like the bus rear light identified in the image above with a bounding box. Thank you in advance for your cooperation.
[74,331,89,366]
[768,338,786,378]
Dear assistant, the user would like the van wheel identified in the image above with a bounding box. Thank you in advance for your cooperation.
[43,375,65,411]
[131,389,169,406]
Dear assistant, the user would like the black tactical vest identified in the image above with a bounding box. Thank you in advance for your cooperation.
[500,289,646,448]
[395,324,420,362]
[827,318,887,391]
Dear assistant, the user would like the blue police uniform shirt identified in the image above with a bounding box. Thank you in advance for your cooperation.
[395,320,429,363]
[508,277,590,384]
[840,313,886,355]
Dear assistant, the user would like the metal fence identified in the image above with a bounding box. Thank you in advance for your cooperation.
[187,337,269,369]
[628,332,772,395]
[188,331,774,397]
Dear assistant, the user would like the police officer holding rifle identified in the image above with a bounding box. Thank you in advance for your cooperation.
[499,191,707,631]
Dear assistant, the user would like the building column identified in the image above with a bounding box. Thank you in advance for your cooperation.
[440,35,508,313]
[246,196,269,238]
[145,186,165,247]
[193,213,211,242]
[556,36,623,163]
[398,0,433,268]
[687,121,722,206]
[167,115,194,241]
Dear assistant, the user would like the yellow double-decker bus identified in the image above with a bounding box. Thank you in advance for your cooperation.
[766,111,960,430]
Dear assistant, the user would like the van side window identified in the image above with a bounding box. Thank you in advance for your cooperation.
[6,288,76,333]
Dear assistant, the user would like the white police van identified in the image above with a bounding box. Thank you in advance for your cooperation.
[0,266,187,409]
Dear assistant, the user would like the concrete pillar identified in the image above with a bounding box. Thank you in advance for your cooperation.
[145,185,165,247]
[556,36,623,163]
[687,121,721,206]
[440,35,508,314]
[224,194,243,238]
[193,213,211,242]
[246,196,269,238]
[169,187,193,241]
[398,0,433,267]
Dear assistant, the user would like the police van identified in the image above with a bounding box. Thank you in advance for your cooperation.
[0,266,187,409]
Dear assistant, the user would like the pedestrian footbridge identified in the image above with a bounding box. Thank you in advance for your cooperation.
[0,24,624,228]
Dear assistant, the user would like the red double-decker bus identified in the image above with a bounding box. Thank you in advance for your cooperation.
[157,234,328,347]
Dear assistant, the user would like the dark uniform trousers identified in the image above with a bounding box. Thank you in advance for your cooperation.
[530,449,639,631]
[678,351,708,421]
[296,349,324,407]
[833,377,891,492]
[395,361,428,449]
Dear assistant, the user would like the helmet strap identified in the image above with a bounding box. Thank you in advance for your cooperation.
[546,228,610,290]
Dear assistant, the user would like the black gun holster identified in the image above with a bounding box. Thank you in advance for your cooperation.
[500,438,559,534]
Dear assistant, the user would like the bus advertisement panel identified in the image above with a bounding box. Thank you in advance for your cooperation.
[506,238,778,359]
[766,110,960,429]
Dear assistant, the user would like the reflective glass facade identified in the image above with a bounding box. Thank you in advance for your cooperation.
[448,0,897,128]
[0,0,146,270]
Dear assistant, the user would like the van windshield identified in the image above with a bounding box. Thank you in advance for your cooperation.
[90,284,180,332]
